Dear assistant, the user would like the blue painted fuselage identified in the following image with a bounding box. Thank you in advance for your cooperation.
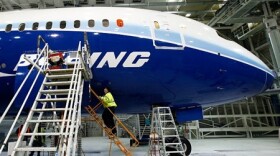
[0,30,275,114]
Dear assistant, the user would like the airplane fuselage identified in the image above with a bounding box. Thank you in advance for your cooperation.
[0,7,275,114]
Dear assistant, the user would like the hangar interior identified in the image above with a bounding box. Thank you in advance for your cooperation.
[0,0,280,155]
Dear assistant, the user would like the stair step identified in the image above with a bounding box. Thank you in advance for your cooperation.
[44,81,73,86]
[160,120,174,123]
[37,98,70,102]
[28,119,71,123]
[23,132,67,136]
[163,135,179,138]
[162,127,176,130]
[165,143,182,146]
[15,147,57,152]
[41,89,76,95]
[32,108,68,112]
[159,113,171,116]
[166,151,185,154]
[47,68,74,73]
[46,74,73,79]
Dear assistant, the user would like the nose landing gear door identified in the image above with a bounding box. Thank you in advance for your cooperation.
[151,21,185,50]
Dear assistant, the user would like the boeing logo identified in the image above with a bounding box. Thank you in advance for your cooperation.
[90,51,150,68]
[15,51,151,69]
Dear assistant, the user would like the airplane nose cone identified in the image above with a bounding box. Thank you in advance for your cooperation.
[262,70,277,92]
[230,42,276,93]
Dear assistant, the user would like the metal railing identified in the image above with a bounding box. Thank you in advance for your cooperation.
[0,42,49,154]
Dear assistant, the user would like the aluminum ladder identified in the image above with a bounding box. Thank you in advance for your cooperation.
[85,88,139,156]
[12,41,91,156]
[149,107,185,156]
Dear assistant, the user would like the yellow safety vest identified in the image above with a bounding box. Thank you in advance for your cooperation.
[100,92,117,108]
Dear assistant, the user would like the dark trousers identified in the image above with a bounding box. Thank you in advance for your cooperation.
[102,107,117,134]
[29,140,42,156]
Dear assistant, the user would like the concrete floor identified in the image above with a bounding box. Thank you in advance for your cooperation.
[1,137,280,156]
[81,137,280,156]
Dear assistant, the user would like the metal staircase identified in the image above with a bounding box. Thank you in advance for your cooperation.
[85,88,139,156]
[149,107,185,156]
[10,40,91,156]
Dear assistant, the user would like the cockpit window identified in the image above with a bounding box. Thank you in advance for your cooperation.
[18,23,25,32]
[5,24,12,32]
[46,21,52,30]
[60,21,66,29]
[154,21,160,29]
[32,22,39,30]
[88,19,95,27]
[74,20,80,28]
[102,19,109,27]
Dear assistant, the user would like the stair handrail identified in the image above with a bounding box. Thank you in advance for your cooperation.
[1,43,49,155]
[66,70,83,155]
[73,74,84,155]
[59,41,82,155]
[89,87,140,148]
[0,43,49,125]
[37,35,47,55]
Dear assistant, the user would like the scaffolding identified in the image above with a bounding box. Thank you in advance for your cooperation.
[185,97,280,139]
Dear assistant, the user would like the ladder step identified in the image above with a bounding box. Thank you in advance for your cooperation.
[162,127,176,130]
[160,120,174,123]
[47,68,74,73]
[163,135,179,138]
[159,113,171,116]
[32,108,68,112]
[41,89,76,95]
[165,143,182,145]
[46,74,73,79]
[37,98,70,102]
[23,132,66,136]
[166,151,185,154]
[15,147,57,152]
[28,119,71,123]
[44,81,73,86]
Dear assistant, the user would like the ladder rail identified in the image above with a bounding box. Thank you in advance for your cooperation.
[72,78,84,155]
[89,88,140,146]
[0,43,49,125]
[8,38,90,156]
[149,107,186,156]
[27,92,50,147]
[4,55,49,155]
[88,88,140,153]
[66,71,83,155]
[10,76,48,155]
[60,41,82,155]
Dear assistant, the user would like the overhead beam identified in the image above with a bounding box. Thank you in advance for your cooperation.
[208,0,262,26]
[1,0,14,10]
[37,0,45,8]
[228,16,264,24]
[19,0,31,9]
[54,0,64,8]
[166,10,216,15]
[113,1,225,7]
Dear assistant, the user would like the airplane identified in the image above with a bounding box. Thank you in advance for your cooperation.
[0,7,276,155]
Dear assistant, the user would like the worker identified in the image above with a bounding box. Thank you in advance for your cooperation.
[48,50,64,69]
[99,87,117,134]
[29,124,43,156]
[16,124,31,142]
